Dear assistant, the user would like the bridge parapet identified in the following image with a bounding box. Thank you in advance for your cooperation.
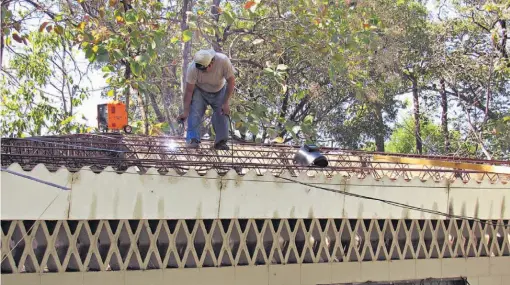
[1,163,508,220]
[1,135,509,285]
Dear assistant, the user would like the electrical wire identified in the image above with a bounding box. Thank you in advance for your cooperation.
[2,153,508,268]
[0,166,72,265]
[227,114,235,167]
[5,163,506,229]
[276,176,509,228]
[1,161,508,267]
[0,168,71,264]
[0,189,64,264]
[5,138,507,206]
[226,120,508,229]
[178,109,209,142]
[2,113,509,230]
[1,168,71,190]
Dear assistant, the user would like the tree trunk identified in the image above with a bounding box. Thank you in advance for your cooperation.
[136,92,149,135]
[162,65,178,135]
[180,0,192,97]
[122,1,132,117]
[374,104,385,152]
[61,44,69,115]
[124,66,131,117]
[211,0,222,51]
[411,75,422,154]
[164,91,174,117]
[211,0,221,24]
[440,78,449,153]
[277,88,290,138]
[497,19,508,60]
[1,1,10,68]
[148,92,166,123]
[0,26,4,68]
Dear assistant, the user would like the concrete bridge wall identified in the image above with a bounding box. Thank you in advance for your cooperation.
[2,163,509,220]
[1,163,509,285]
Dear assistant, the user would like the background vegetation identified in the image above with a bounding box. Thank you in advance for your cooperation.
[1,0,509,159]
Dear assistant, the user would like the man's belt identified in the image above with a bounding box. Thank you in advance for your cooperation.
[196,84,225,95]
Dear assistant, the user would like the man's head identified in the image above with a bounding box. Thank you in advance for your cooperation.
[194,49,216,72]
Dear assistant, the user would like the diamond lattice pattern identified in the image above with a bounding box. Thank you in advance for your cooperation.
[1,219,509,273]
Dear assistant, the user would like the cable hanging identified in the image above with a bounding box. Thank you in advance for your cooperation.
[276,176,509,228]
[3,165,508,228]
[1,168,71,191]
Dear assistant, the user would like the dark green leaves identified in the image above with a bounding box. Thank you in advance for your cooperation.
[130,61,141,76]
[125,10,138,24]
[135,53,151,66]
[223,11,235,25]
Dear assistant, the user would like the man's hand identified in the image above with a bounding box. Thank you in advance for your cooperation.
[179,83,194,121]
[222,102,230,115]
[178,109,189,121]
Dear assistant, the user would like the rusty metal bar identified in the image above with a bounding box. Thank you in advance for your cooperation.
[1,134,508,182]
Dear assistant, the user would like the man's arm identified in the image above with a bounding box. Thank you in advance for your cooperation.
[183,83,195,112]
[225,76,235,102]
[178,82,195,119]
[221,76,235,116]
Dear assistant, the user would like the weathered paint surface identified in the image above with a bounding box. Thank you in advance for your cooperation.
[2,258,510,285]
[1,163,509,220]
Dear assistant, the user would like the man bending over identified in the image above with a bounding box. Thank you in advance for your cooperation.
[178,49,235,150]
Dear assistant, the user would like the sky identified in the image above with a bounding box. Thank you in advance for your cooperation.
[72,58,109,128]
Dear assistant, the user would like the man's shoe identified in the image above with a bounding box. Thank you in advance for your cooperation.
[214,140,230,150]
[187,138,200,148]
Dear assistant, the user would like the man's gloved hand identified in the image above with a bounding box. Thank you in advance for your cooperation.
[178,109,189,121]
[222,102,230,115]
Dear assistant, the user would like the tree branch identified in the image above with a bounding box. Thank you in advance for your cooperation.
[230,58,263,69]
[22,0,56,20]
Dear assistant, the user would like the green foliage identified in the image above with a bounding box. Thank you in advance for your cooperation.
[385,115,475,155]
[481,116,510,160]
[1,28,90,137]
[386,117,438,154]
[73,1,171,95]
[1,0,508,160]
[186,0,394,144]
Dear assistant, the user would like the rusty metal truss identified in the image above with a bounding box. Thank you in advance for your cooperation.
[1,134,509,182]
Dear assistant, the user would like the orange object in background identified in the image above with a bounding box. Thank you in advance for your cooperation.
[97,101,132,133]
[107,101,128,130]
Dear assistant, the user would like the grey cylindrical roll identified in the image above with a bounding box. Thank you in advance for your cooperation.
[293,145,329,168]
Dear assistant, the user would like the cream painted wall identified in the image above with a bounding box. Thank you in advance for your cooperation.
[1,163,509,220]
[2,257,510,285]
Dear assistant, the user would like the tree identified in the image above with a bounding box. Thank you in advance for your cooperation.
[1,0,508,161]
[1,14,89,137]
[386,115,475,156]
[424,0,510,159]
[367,0,433,154]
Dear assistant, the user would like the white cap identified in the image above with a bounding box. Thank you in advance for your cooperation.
[194,49,216,67]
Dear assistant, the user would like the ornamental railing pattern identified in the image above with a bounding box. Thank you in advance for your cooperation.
[1,218,509,273]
